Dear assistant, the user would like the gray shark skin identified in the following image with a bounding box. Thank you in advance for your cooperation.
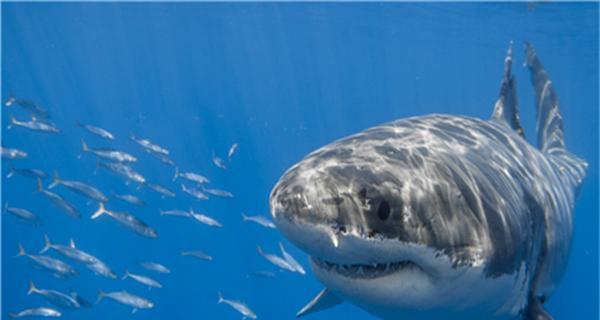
[269,43,587,320]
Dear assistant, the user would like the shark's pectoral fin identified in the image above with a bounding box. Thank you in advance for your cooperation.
[296,288,343,318]
[523,298,553,320]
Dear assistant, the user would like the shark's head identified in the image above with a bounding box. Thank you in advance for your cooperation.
[270,119,529,316]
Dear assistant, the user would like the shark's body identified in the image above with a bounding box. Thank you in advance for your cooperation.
[270,43,587,320]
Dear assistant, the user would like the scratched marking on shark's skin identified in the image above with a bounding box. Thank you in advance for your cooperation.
[269,43,587,320]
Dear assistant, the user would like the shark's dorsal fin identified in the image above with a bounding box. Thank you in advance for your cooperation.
[296,288,343,318]
[492,41,525,138]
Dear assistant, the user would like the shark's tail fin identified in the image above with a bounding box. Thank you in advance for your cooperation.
[121,269,130,280]
[48,171,60,189]
[217,292,224,304]
[241,213,249,221]
[8,313,17,319]
[40,234,52,254]
[27,279,37,295]
[91,203,107,219]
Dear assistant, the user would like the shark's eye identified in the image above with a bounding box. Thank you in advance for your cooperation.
[377,200,391,221]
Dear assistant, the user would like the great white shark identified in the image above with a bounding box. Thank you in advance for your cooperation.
[269,43,587,320]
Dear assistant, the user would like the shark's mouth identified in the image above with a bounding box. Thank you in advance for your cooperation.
[311,257,422,279]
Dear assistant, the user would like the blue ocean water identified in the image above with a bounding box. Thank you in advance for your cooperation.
[1,2,598,320]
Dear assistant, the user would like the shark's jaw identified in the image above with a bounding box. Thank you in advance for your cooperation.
[311,256,422,280]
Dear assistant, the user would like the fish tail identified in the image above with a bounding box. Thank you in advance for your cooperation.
[96,289,105,304]
[40,234,52,254]
[217,292,224,304]
[7,115,16,129]
[16,243,26,257]
[172,167,179,181]
[91,203,107,219]
[121,269,130,280]
[36,178,43,192]
[5,96,15,106]
[241,213,248,221]
[3,202,8,214]
[48,171,60,189]
[256,245,265,256]
[6,165,15,179]
[81,139,89,152]
[27,279,37,295]
[278,242,286,255]
[8,313,17,318]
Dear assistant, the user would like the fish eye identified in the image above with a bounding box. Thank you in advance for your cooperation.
[377,200,391,221]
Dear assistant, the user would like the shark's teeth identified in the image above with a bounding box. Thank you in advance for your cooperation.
[313,258,419,279]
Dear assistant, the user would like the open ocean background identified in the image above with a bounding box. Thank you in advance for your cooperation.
[1,3,598,319]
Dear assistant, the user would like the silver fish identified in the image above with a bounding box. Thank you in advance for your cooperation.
[112,192,146,206]
[189,209,222,228]
[37,179,80,218]
[98,162,146,185]
[1,146,28,159]
[40,235,98,265]
[48,172,108,203]
[247,270,276,279]
[146,182,176,198]
[153,152,175,166]
[173,167,210,184]
[5,96,50,118]
[241,214,275,229]
[247,270,276,278]
[27,279,80,309]
[181,184,208,201]
[278,242,306,275]
[7,166,47,179]
[77,122,115,140]
[256,245,295,273]
[159,209,190,218]
[130,133,169,156]
[228,143,238,161]
[140,261,170,274]
[202,187,234,198]
[82,140,137,163]
[212,151,227,170]
[4,203,42,225]
[217,293,257,319]
[181,250,212,261]
[96,289,154,313]
[122,269,162,289]
[8,307,61,318]
[71,292,92,308]
[16,244,78,278]
[87,259,117,279]
[91,203,157,238]
[8,115,60,133]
